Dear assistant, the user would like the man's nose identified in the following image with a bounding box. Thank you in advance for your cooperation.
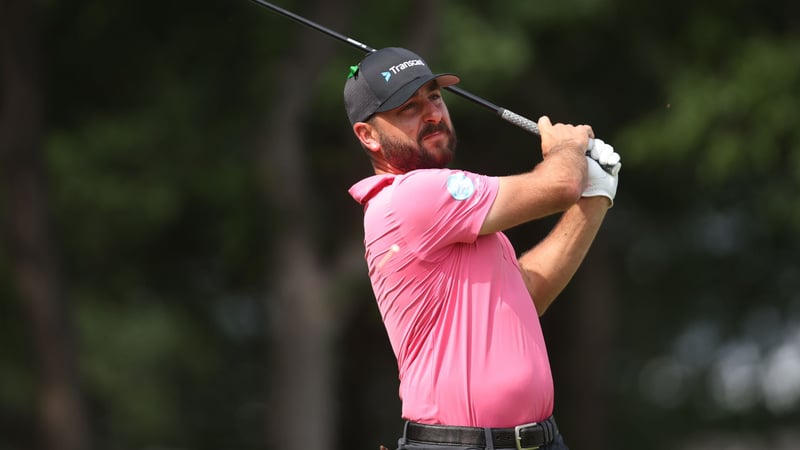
[422,101,442,122]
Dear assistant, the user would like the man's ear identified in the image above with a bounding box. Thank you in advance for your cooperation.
[353,122,380,153]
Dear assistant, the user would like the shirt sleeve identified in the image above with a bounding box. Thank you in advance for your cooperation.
[390,169,499,259]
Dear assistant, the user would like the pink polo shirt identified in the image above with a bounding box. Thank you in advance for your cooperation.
[349,168,554,428]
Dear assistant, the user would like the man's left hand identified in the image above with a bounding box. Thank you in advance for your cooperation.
[582,156,621,206]
[587,138,621,175]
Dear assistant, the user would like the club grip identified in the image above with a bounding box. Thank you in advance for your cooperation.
[500,109,540,135]
[500,109,605,173]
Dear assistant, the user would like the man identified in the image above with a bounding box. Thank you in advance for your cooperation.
[345,47,620,450]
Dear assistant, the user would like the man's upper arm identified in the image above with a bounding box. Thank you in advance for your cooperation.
[395,170,498,253]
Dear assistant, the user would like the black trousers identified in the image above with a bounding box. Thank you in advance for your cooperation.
[396,426,570,450]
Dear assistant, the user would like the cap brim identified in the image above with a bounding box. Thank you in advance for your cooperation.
[375,73,461,114]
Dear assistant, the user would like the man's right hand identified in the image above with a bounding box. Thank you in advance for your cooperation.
[537,115,594,159]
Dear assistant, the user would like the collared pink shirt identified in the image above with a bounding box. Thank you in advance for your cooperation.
[349,169,554,427]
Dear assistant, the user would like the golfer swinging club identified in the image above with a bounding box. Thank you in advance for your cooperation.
[345,47,621,450]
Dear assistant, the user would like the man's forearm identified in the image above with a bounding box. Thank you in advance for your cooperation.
[479,143,588,236]
[518,197,609,315]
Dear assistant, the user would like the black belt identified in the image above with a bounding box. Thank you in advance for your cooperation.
[405,415,559,450]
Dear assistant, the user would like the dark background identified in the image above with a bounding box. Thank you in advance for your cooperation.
[1,0,799,449]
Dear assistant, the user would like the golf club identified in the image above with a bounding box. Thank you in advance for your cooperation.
[249,0,541,135]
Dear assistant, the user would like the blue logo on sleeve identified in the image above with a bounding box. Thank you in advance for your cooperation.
[446,173,475,200]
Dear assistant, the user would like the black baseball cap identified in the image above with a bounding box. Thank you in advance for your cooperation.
[343,47,460,125]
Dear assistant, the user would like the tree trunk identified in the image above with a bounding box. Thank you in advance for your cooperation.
[544,235,615,450]
[0,1,92,450]
[256,1,358,449]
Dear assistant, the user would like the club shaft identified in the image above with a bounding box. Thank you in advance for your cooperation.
[249,0,540,135]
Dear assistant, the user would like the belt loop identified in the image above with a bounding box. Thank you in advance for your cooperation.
[543,420,551,444]
[543,416,554,443]
[399,421,410,446]
[483,427,495,450]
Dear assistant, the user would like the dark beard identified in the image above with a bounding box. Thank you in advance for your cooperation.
[379,122,458,172]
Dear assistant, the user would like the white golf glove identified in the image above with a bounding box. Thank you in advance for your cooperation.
[582,155,620,206]
[587,138,621,174]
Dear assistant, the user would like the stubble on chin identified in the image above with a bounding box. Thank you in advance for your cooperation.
[380,125,457,172]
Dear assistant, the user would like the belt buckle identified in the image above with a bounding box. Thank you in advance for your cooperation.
[514,422,540,450]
